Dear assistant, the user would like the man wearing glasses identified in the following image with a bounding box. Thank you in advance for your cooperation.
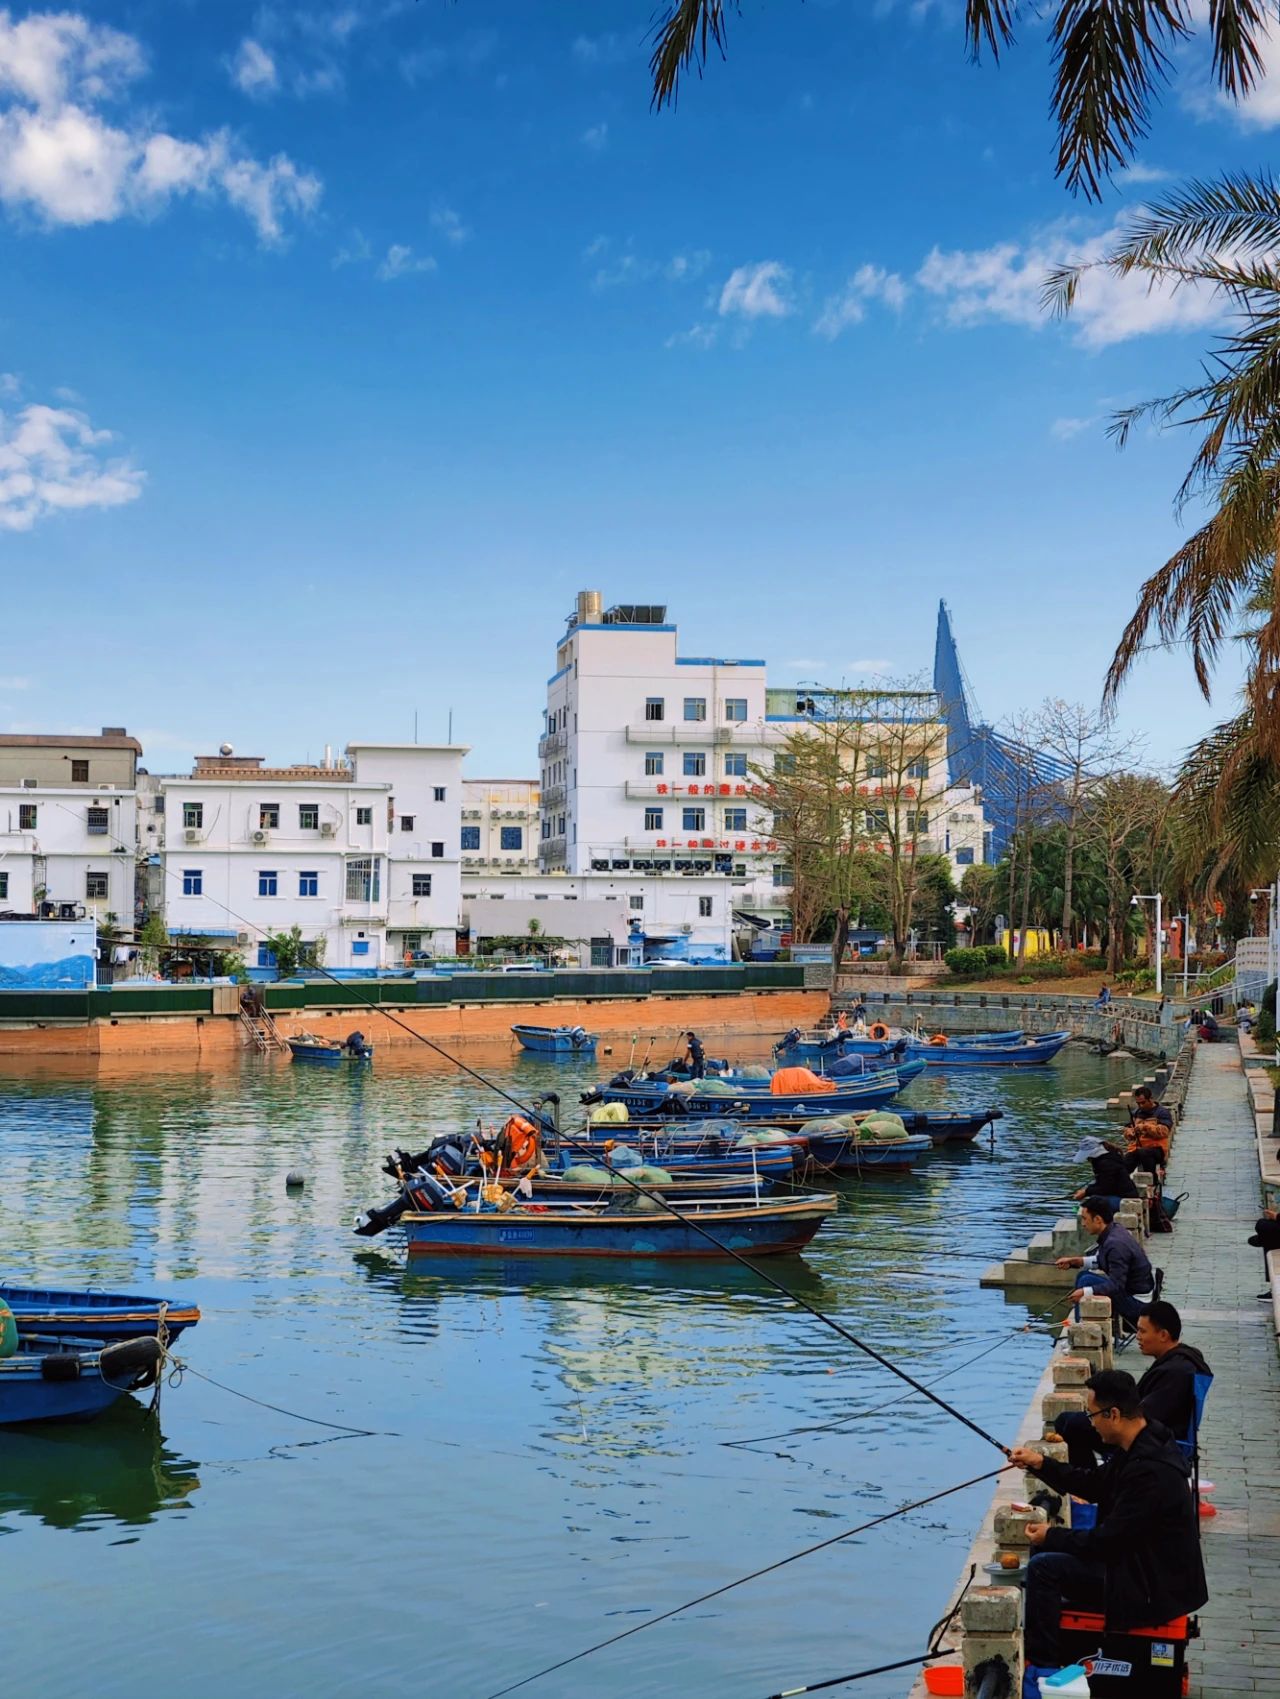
[1009,1369,1207,1698]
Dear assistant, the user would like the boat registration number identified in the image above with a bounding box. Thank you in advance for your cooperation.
[1089,1658,1133,1677]
[497,1228,536,1243]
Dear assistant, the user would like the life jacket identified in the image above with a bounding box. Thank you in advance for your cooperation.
[501,1115,541,1173]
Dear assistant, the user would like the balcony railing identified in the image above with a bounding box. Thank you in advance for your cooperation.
[625,722,760,746]
[538,731,567,759]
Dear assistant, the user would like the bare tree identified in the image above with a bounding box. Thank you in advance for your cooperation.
[1038,699,1141,947]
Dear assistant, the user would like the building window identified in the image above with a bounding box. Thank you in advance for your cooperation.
[401,816,415,832]
[682,807,705,831]
[71,759,89,782]
[402,933,422,955]
[907,810,929,833]
[865,809,889,833]
[260,804,279,829]
[630,895,644,910]
[724,753,747,777]
[955,846,975,866]
[644,806,664,831]
[644,752,664,776]
[645,697,665,721]
[18,803,36,830]
[355,807,373,826]
[774,754,796,777]
[154,794,165,813]
[460,826,480,850]
[299,805,319,830]
[773,865,794,887]
[541,818,551,840]
[724,698,747,722]
[500,826,523,851]
[299,870,319,897]
[183,868,203,896]
[258,870,278,897]
[431,841,444,858]
[352,940,370,957]
[907,758,930,780]
[183,803,203,829]
[86,871,109,900]
[724,807,747,832]
[866,754,887,779]
[683,697,707,722]
[433,786,446,802]
[683,752,706,777]
[412,874,433,897]
[698,895,713,917]
[257,944,277,969]
[86,806,110,836]
[0,872,7,900]
[345,857,381,902]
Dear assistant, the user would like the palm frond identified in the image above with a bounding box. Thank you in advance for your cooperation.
[1208,0,1269,98]
[649,0,734,110]
[1112,172,1280,271]
[965,0,1019,60]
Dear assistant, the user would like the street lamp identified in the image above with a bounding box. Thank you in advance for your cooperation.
[1131,892,1163,996]
[1174,911,1190,999]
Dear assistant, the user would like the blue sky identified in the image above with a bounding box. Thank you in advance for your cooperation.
[1,0,1271,776]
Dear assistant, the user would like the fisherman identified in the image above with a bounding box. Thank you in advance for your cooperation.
[1055,1196,1156,1324]
[1096,984,1112,1009]
[1011,1368,1208,1696]
[1054,1300,1211,1466]
[1125,1085,1173,1177]
[684,1030,706,1080]
[1070,1136,1139,1211]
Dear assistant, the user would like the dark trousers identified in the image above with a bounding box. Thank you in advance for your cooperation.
[1024,1551,1107,1667]
[1055,1410,1109,1470]
[1076,1270,1149,1323]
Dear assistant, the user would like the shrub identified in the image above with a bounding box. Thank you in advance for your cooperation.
[944,946,990,976]
[982,945,1009,966]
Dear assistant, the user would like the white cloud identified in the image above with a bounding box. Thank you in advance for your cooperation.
[1203,19,1280,127]
[718,260,793,320]
[665,250,710,281]
[1118,162,1173,184]
[665,322,718,349]
[845,657,893,676]
[430,202,470,245]
[580,121,608,151]
[1050,414,1099,441]
[916,225,1226,349]
[571,33,633,66]
[375,242,436,281]
[0,399,144,531]
[333,227,371,268]
[0,9,321,243]
[0,370,19,395]
[230,39,278,98]
[814,263,908,339]
[587,238,712,291]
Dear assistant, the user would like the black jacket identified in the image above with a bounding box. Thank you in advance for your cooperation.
[1088,1152,1139,1199]
[1092,1220,1154,1297]
[1137,1343,1212,1440]
[1034,1422,1208,1630]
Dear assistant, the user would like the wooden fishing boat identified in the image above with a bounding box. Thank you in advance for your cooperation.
[904,1030,1070,1067]
[0,1335,165,1425]
[287,1032,373,1065]
[512,1024,597,1055]
[0,1283,200,1343]
[398,1192,836,1259]
[586,1067,903,1121]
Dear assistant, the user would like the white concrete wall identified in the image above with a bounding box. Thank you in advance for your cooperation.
[461,871,735,962]
[347,743,467,957]
[461,779,540,875]
[0,785,137,924]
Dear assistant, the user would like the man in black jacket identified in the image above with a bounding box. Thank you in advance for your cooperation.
[1055,1197,1156,1323]
[1010,1369,1207,1687]
[1055,1301,1211,1466]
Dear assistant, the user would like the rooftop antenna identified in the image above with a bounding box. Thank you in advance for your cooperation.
[414,709,419,744]
[448,708,453,744]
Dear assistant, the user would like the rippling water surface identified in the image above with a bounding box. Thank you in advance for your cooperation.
[0,1038,1127,1698]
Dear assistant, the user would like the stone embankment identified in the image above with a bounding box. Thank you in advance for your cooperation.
[833,986,1185,1055]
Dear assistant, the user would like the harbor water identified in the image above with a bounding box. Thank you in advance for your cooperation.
[0,1040,1126,1698]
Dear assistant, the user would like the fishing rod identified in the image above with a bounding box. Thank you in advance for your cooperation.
[478,1469,1007,1699]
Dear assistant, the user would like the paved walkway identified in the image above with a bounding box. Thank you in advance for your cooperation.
[1160,1042,1280,1697]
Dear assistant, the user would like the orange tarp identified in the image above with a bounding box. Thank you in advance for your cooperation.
[770,1066,835,1095]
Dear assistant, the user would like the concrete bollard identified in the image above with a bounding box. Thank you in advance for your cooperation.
[1116,1206,1143,1239]
[1065,1319,1107,1373]
[1042,1388,1088,1433]
[1051,1356,1090,1387]
[1078,1294,1114,1368]
[993,1503,1039,1568]
[960,1585,1022,1699]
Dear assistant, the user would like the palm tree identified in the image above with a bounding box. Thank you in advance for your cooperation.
[648,0,1269,197]
[1045,174,1280,757]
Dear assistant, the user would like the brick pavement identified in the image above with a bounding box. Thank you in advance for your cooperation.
[1157,1042,1280,1697]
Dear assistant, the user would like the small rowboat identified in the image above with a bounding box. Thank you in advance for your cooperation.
[0,1335,165,1425]
[512,1024,597,1055]
[778,1028,1024,1063]
[288,1032,373,1065]
[907,1030,1070,1067]
[399,1193,835,1260]
[0,1283,201,1343]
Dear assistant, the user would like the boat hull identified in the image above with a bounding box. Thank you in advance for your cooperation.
[401,1197,833,1259]
[288,1041,373,1065]
[512,1025,597,1054]
[0,1284,200,1343]
[801,1132,933,1173]
[566,1143,800,1177]
[0,1338,163,1426]
[909,1031,1071,1067]
[593,1071,902,1119]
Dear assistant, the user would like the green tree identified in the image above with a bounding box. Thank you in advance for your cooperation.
[262,926,320,980]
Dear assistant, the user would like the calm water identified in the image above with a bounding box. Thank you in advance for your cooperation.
[0,1038,1126,1699]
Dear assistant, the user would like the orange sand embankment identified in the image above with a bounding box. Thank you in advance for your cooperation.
[0,990,828,1058]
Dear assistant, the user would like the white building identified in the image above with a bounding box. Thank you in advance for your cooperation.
[460,872,735,966]
[0,730,141,926]
[461,779,540,876]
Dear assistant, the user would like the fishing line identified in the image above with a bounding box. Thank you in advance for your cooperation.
[478,1467,1008,1699]
[66,809,1014,1457]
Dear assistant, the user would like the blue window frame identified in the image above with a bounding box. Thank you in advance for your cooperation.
[256,944,277,968]
[955,846,975,866]
[644,806,663,831]
[724,807,747,831]
[724,697,747,722]
[644,752,664,776]
[299,870,318,897]
[351,939,370,957]
[460,826,480,850]
[500,826,523,851]
[724,753,747,777]
[182,868,202,896]
[258,870,278,897]
[682,807,705,831]
[683,752,706,776]
[683,697,706,722]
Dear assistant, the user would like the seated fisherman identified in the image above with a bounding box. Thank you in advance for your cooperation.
[1055,1197,1156,1324]
[1054,1300,1211,1467]
[1071,1137,1139,1210]
[1010,1368,1208,1697]
[1124,1086,1173,1177]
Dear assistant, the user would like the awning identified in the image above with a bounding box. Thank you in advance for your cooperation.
[733,910,776,931]
[167,927,240,939]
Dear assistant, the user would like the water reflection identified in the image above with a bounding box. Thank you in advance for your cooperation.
[0,1402,200,1534]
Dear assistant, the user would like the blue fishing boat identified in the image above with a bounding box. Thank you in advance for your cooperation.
[512,1024,597,1055]
[397,1191,835,1259]
[801,1130,933,1173]
[904,1029,1070,1067]
[287,1030,373,1065]
[0,1283,200,1343]
[560,1122,807,1178]
[585,1066,903,1121]
[775,1026,1022,1063]
[895,1107,1003,1145]
[0,1336,165,1425]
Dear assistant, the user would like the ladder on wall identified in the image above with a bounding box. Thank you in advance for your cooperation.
[240,1006,289,1053]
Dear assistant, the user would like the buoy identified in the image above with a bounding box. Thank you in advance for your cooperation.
[286,1170,306,1190]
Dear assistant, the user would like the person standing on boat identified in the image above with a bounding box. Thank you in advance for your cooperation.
[684,1031,706,1079]
[1055,1197,1156,1324]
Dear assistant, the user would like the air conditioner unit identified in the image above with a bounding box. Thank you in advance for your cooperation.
[21,778,37,789]
[184,828,201,844]
[320,821,337,837]
[97,784,117,793]
[252,829,268,844]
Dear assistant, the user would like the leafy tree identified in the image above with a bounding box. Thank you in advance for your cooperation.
[262,926,322,980]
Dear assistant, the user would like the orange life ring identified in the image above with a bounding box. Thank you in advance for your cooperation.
[869,1022,891,1041]
[929,1034,948,1047]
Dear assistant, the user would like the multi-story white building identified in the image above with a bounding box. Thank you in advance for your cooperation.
[538,592,985,920]
[460,871,735,966]
[0,730,141,925]
[460,779,540,876]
